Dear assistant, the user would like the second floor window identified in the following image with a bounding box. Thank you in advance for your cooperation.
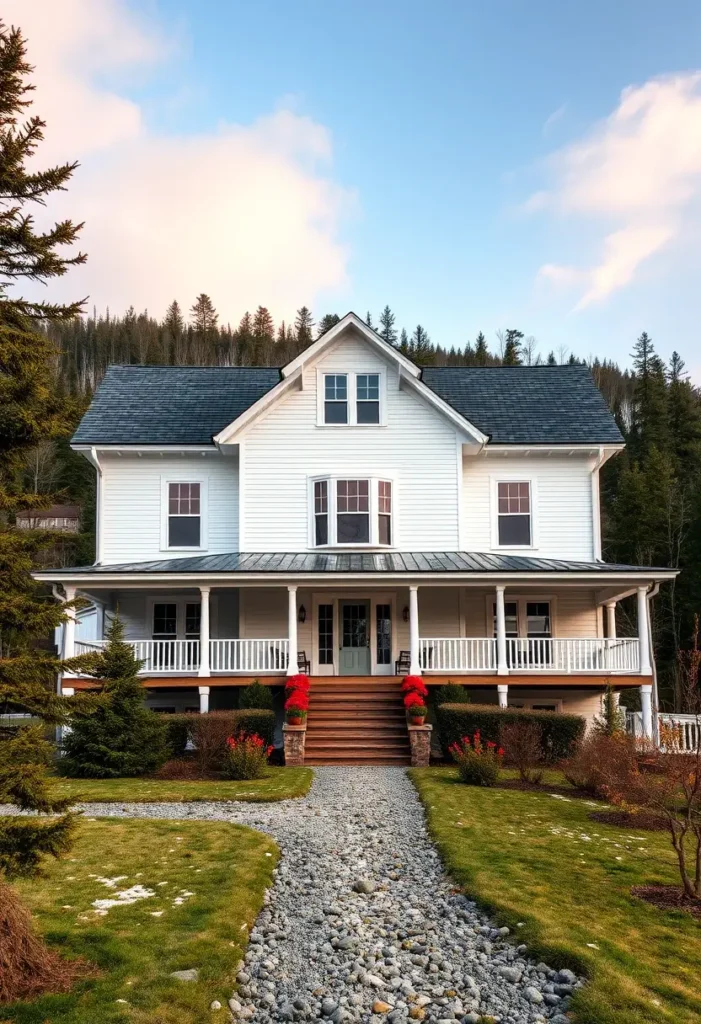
[311,476,394,546]
[497,481,531,546]
[168,482,201,547]
[337,479,370,542]
[320,370,385,426]
[356,373,380,423]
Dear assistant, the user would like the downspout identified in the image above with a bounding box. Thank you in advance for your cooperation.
[84,446,103,565]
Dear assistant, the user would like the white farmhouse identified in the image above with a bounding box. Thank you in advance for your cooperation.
[37,314,676,761]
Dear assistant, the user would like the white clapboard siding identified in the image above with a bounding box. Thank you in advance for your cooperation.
[100,454,238,565]
[462,453,596,561]
[242,331,462,551]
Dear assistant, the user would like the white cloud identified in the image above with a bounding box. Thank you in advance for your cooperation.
[532,73,701,308]
[542,102,567,137]
[5,0,354,322]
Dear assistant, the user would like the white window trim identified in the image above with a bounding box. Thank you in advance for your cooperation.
[316,368,387,427]
[308,474,397,549]
[483,594,558,638]
[489,475,538,550]
[160,477,208,552]
[310,591,397,676]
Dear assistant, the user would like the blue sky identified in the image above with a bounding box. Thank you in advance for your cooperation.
[14,0,701,374]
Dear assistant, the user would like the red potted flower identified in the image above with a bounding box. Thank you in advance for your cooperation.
[285,689,309,726]
[401,675,428,699]
[404,689,428,726]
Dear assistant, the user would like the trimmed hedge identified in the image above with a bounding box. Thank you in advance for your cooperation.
[436,703,585,762]
[162,709,275,758]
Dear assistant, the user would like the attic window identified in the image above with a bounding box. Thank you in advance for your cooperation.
[318,370,386,426]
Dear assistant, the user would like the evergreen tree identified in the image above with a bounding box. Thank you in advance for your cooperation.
[252,305,274,363]
[474,332,488,365]
[398,327,410,356]
[316,313,340,337]
[61,616,170,778]
[667,352,701,478]
[378,305,397,345]
[0,25,86,321]
[629,332,669,460]
[593,683,625,735]
[410,324,433,364]
[502,328,524,366]
[164,299,184,338]
[294,305,314,347]
[365,310,374,328]
[189,293,218,334]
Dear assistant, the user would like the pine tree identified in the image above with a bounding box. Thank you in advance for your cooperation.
[0,25,86,321]
[61,616,170,778]
[190,293,218,334]
[398,328,410,355]
[667,352,701,478]
[294,306,314,347]
[316,313,340,337]
[0,20,97,994]
[252,305,274,363]
[410,324,433,364]
[378,305,397,345]
[629,333,669,460]
[503,329,524,366]
[365,311,374,328]
[164,299,184,338]
[474,332,488,365]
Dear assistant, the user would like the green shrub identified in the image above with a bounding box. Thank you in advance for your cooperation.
[449,734,502,786]
[433,682,470,706]
[223,731,272,780]
[160,713,194,758]
[437,703,585,763]
[161,708,275,763]
[238,680,274,710]
[61,617,170,778]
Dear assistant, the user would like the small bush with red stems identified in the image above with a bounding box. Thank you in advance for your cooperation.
[500,720,544,783]
[449,731,504,786]
[223,731,274,780]
[560,731,635,798]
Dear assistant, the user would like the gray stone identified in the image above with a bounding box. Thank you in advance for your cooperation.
[557,968,577,984]
[169,969,199,982]
[209,1001,222,1011]
[322,997,338,1016]
[525,986,544,1004]
[353,878,376,894]
[497,966,522,984]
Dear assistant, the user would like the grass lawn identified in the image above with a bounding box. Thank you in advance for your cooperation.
[411,766,701,1024]
[2,817,277,1023]
[50,766,313,803]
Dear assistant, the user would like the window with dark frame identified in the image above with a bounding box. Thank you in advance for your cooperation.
[168,482,201,547]
[376,603,391,664]
[356,373,380,424]
[497,481,531,546]
[492,601,519,638]
[378,480,392,544]
[337,479,370,542]
[324,374,348,424]
[318,604,333,664]
[153,602,177,639]
[314,480,328,545]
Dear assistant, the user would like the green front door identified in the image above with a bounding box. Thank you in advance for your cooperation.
[339,601,371,674]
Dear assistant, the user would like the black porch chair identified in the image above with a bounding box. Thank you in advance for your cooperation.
[394,649,411,675]
[297,650,311,673]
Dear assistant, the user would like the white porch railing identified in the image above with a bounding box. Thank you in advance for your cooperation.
[210,639,289,674]
[627,711,701,752]
[504,637,640,673]
[75,638,290,674]
[418,636,640,673]
[420,638,496,672]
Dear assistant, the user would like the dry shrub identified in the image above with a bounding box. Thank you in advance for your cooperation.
[0,881,92,1003]
[189,712,235,773]
[153,758,206,781]
[500,721,544,783]
[560,731,638,798]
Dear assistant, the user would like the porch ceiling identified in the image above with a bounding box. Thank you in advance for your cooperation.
[36,550,675,583]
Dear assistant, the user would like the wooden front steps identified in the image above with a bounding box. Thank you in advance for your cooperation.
[305,679,410,765]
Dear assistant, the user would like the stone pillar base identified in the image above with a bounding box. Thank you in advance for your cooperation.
[283,724,307,766]
[408,724,432,767]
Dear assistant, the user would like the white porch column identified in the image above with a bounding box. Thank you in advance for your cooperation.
[62,585,76,675]
[198,586,211,678]
[409,585,421,675]
[497,683,508,708]
[198,685,210,714]
[640,683,653,740]
[287,585,298,676]
[637,586,652,675]
[495,585,508,676]
[606,602,617,639]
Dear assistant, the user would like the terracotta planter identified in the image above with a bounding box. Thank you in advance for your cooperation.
[410,715,426,726]
[287,715,304,726]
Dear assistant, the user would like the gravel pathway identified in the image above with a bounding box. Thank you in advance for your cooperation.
[58,767,582,1023]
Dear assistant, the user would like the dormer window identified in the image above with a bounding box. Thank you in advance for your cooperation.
[310,476,394,547]
[318,370,386,426]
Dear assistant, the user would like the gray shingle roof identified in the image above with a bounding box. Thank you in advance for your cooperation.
[421,365,624,444]
[72,362,623,447]
[72,365,281,445]
[51,551,665,575]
